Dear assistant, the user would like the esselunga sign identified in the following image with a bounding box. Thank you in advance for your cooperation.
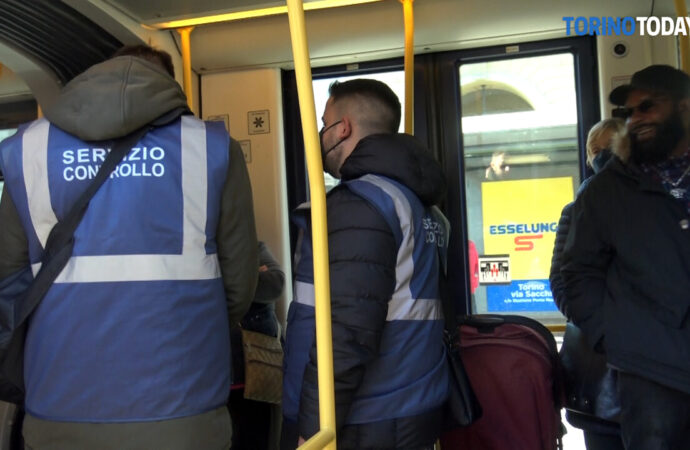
[481,177,572,312]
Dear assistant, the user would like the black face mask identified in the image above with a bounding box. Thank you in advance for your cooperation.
[319,120,345,174]
[591,148,612,173]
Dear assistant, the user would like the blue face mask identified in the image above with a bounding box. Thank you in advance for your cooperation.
[591,148,613,173]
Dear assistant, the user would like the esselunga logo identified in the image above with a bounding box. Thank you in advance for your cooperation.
[488,222,558,251]
[488,222,558,235]
[563,16,690,36]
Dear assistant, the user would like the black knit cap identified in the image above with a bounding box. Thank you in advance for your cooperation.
[609,64,690,106]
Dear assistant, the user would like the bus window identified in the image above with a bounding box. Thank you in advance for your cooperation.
[460,53,580,324]
[313,71,405,191]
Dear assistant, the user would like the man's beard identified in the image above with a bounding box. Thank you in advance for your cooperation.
[629,110,685,164]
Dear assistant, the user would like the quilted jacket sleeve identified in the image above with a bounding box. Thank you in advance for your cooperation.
[561,186,613,350]
[298,187,397,439]
[549,201,572,317]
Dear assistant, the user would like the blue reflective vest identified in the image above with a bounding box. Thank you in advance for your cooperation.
[283,174,449,425]
[0,116,231,422]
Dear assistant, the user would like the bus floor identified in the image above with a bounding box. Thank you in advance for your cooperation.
[555,334,586,450]
[562,409,586,449]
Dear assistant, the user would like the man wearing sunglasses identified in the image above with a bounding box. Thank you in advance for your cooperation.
[561,65,690,450]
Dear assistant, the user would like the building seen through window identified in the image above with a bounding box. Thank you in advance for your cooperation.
[460,53,580,325]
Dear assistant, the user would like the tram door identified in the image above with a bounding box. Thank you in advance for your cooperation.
[437,36,600,324]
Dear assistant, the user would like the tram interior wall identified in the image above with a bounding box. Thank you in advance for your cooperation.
[201,68,292,326]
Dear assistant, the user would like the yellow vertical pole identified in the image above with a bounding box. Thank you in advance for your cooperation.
[286,0,337,449]
[675,0,690,73]
[401,0,414,134]
[177,26,195,113]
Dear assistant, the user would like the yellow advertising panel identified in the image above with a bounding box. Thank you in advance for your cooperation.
[481,177,573,312]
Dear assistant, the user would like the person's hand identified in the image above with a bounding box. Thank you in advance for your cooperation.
[298,436,306,446]
[259,264,268,272]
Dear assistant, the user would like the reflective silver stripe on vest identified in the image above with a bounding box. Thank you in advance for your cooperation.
[23,119,56,249]
[26,116,220,282]
[293,176,441,321]
[38,253,220,283]
[292,279,439,321]
[359,174,442,321]
[293,280,315,307]
[181,116,208,254]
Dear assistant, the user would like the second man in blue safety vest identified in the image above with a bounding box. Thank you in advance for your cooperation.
[282,79,449,449]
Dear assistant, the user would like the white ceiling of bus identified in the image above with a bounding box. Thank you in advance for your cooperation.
[104,0,328,22]
[100,0,681,73]
[0,0,684,102]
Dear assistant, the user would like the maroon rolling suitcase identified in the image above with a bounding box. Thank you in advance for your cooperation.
[441,314,565,450]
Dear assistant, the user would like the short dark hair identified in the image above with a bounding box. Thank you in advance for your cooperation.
[328,78,401,133]
[112,44,175,78]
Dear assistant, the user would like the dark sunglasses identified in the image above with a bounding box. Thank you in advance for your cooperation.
[616,98,666,119]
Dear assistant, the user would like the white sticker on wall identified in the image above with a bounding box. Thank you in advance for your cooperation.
[248,110,270,135]
[239,140,252,164]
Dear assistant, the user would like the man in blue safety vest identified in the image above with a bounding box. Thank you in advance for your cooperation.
[0,45,258,449]
[282,79,449,449]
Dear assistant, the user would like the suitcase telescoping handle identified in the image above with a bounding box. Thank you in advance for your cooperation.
[458,314,558,356]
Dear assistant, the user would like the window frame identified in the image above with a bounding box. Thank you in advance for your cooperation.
[433,36,600,316]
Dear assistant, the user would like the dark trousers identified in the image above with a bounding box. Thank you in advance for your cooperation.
[280,418,436,450]
[228,390,281,450]
[618,372,690,450]
[584,431,624,450]
[279,418,298,450]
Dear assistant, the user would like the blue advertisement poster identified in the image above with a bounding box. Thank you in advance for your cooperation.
[486,279,557,312]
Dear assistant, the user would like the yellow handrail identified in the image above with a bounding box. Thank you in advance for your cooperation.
[286,0,337,449]
[674,0,690,73]
[177,26,195,113]
[401,0,414,134]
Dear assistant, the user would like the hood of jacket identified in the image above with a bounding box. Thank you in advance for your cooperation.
[339,133,447,206]
[44,56,189,141]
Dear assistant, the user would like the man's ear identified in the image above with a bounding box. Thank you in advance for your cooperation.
[339,116,353,140]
